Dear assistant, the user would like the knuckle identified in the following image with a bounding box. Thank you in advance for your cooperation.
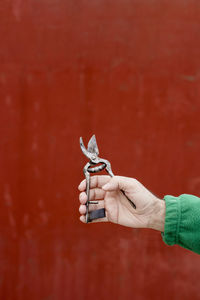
[131,178,138,185]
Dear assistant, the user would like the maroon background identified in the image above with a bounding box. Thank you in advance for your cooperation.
[1,1,200,299]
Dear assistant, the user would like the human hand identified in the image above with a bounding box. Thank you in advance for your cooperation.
[78,175,165,231]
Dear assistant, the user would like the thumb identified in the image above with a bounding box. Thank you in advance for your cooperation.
[102,176,137,193]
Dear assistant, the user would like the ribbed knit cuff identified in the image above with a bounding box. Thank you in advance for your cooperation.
[162,195,180,246]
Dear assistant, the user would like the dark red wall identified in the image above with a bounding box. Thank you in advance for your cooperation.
[1,1,200,299]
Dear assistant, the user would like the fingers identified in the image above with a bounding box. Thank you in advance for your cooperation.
[78,175,111,191]
[102,176,138,192]
[78,176,109,224]
[79,188,106,204]
[79,200,105,214]
[79,197,107,224]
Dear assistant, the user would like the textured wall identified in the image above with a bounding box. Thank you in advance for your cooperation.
[1,1,200,299]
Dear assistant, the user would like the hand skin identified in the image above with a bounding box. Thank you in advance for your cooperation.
[78,175,166,232]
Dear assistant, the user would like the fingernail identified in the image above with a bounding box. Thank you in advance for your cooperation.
[79,192,85,200]
[102,183,110,190]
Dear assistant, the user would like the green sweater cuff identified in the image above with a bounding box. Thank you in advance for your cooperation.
[162,194,200,254]
[162,195,180,246]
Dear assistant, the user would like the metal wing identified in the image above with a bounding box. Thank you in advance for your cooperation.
[80,137,90,159]
[87,135,99,155]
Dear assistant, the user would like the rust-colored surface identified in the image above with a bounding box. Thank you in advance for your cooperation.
[1,1,200,299]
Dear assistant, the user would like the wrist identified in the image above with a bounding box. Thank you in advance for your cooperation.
[148,199,166,232]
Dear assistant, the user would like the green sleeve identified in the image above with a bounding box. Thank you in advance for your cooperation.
[162,194,200,254]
